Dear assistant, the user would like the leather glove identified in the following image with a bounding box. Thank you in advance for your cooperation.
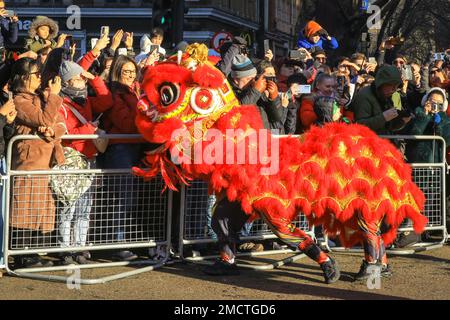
[319,29,329,38]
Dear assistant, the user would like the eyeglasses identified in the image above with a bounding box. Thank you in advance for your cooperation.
[393,60,405,66]
[122,69,137,76]
[30,71,41,78]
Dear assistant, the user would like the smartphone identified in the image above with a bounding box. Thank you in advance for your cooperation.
[289,50,307,61]
[368,57,376,64]
[401,65,413,81]
[149,44,159,55]
[8,91,13,101]
[299,85,312,94]
[5,10,15,18]
[284,90,292,100]
[63,38,72,50]
[433,52,445,61]
[264,40,270,53]
[91,38,99,50]
[63,36,73,60]
[100,26,110,37]
[118,48,128,56]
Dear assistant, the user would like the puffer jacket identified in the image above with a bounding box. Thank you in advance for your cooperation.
[25,16,59,52]
[351,65,406,135]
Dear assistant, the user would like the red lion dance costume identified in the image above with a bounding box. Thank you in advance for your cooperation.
[134,44,428,283]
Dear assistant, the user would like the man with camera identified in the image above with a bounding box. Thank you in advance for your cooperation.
[228,55,284,133]
[217,36,250,77]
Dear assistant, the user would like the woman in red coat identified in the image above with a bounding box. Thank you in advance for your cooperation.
[101,55,145,261]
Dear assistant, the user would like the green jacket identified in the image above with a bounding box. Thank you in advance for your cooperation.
[25,37,57,53]
[351,65,403,135]
[406,107,450,163]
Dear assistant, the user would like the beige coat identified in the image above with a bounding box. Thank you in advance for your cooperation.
[10,92,66,233]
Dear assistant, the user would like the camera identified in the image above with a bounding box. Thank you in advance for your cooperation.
[289,49,307,61]
[387,109,413,132]
[232,36,248,56]
[265,76,277,83]
[431,102,444,113]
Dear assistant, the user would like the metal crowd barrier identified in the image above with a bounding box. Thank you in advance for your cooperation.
[178,180,314,270]
[326,135,449,255]
[178,135,448,268]
[0,172,6,269]
[3,135,172,284]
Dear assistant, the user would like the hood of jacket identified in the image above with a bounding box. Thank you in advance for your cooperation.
[374,65,402,90]
[28,16,59,40]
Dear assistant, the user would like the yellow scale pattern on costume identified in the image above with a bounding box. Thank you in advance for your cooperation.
[246,137,420,214]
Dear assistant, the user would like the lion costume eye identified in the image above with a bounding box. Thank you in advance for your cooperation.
[190,88,219,115]
[160,83,180,107]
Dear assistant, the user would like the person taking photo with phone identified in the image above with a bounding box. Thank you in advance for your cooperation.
[0,0,19,48]
[407,87,450,163]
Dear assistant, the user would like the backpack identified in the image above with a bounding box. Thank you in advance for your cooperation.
[50,147,93,206]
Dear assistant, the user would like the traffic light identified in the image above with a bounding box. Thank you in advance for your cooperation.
[152,0,174,32]
[152,0,185,48]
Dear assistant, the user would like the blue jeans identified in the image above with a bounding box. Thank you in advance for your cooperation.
[206,194,217,240]
[102,144,144,241]
[0,158,5,267]
[58,159,96,249]
[240,222,254,237]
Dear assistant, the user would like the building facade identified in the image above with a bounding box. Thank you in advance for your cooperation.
[5,0,301,58]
